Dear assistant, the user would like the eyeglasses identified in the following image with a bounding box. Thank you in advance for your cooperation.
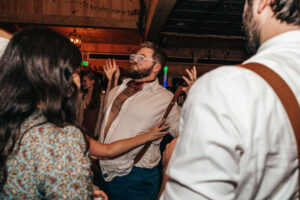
[130,54,158,64]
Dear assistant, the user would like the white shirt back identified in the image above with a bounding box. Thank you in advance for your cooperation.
[161,30,300,199]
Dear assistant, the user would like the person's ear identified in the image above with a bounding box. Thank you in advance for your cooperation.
[153,63,161,73]
[257,0,271,14]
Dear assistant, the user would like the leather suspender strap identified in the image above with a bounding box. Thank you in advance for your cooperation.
[238,62,300,189]
[134,86,184,164]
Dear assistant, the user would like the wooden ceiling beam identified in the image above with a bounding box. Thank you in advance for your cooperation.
[167,18,242,25]
[0,14,138,29]
[144,0,177,42]
[173,9,242,16]
[183,0,244,4]
[161,32,244,39]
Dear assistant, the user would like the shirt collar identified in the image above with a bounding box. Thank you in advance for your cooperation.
[257,30,300,54]
[122,78,159,93]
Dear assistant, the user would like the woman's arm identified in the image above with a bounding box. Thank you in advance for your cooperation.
[89,120,170,157]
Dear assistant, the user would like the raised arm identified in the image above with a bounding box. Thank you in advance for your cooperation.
[114,60,120,87]
[103,58,118,108]
[89,120,170,157]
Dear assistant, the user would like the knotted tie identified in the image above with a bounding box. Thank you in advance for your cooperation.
[103,80,146,140]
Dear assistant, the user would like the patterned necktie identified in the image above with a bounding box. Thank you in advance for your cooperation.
[126,80,145,90]
[103,81,144,140]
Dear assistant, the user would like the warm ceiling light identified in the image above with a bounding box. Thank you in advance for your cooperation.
[69,28,81,48]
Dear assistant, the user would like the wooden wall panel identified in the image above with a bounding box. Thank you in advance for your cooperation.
[127,0,140,19]
[17,0,33,14]
[80,43,139,54]
[4,0,19,12]
[0,0,139,29]
[33,0,44,15]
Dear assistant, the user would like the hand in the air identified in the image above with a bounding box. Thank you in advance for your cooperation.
[182,65,197,94]
[104,58,118,81]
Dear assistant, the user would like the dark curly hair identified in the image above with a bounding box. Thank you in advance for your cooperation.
[0,28,88,190]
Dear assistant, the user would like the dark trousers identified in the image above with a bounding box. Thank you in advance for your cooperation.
[98,166,159,200]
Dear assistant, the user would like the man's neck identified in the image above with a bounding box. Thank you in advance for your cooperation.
[134,74,156,82]
[259,9,300,45]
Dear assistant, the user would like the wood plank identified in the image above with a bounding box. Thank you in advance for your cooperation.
[33,0,44,15]
[4,0,19,13]
[103,0,112,18]
[111,0,122,19]
[127,0,140,20]
[0,13,138,29]
[145,0,177,42]
[59,0,69,16]
[44,0,58,15]
[17,0,33,14]
[89,0,97,17]
[80,43,139,54]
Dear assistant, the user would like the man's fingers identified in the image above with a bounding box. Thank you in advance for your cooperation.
[159,125,170,131]
[185,68,193,80]
[160,131,169,135]
[113,58,117,69]
[105,60,110,70]
[192,66,197,80]
[182,75,192,85]
[157,119,166,126]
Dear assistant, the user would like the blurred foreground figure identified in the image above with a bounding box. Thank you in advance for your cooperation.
[161,0,300,199]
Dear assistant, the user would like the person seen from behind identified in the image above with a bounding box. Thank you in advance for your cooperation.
[160,0,300,199]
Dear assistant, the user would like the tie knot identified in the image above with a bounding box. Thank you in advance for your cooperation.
[126,80,144,90]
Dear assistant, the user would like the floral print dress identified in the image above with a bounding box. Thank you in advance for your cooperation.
[1,111,93,199]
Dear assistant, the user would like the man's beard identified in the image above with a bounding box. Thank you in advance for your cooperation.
[127,63,153,79]
[242,3,260,56]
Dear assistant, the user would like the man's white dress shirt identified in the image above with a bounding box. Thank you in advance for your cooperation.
[99,79,180,181]
[161,30,300,199]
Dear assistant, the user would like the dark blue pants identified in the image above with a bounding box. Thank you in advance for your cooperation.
[98,166,159,200]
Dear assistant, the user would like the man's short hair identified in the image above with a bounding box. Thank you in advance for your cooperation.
[137,42,167,67]
[248,0,300,25]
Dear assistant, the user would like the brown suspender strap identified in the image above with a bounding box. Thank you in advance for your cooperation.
[238,63,300,189]
[134,86,184,164]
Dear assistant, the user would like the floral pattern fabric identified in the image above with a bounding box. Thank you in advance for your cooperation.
[1,111,93,199]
